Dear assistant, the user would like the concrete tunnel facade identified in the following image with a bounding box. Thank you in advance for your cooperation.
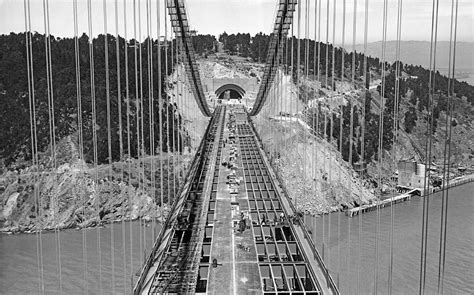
[215,83,246,100]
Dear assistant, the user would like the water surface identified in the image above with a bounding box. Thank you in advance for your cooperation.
[305,183,474,294]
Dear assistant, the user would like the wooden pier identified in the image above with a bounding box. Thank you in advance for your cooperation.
[346,189,419,217]
[346,174,474,217]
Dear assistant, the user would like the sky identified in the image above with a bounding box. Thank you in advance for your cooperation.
[0,0,472,44]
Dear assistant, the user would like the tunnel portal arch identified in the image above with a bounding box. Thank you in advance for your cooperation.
[215,84,246,100]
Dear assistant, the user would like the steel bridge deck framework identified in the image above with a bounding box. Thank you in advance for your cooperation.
[135,105,338,294]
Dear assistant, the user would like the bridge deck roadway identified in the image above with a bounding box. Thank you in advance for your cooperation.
[138,104,336,294]
[203,105,329,294]
[206,106,262,294]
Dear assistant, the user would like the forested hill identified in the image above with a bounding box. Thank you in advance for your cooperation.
[215,32,474,164]
[1,32,474,170]
[0,32,185,168]
[215,32,474,105]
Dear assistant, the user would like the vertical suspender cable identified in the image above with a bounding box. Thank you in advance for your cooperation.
[330,0,336,146]
[388,0,403,293]
[132,0,140,270]
[114,0,127,290]
[164,0,170,209]
[290,19,294,160]
[145,0,152,245]
[49,3,63,290]
[177,37,182,201]
[315,0,322,194]
[296,0,301,211]
[322,0,330,265]
[306,0,311,224]
[420,0,440,292]
[73,0,88,291]
[374,0,389,292]
[147,0,157,243]
[123,0,134,289]
[156,0,164,223]
[283,26,286,128]
[327,0,337,274]
[438,0,458,293]
[325,0,329,108]
[138,0,146,263]
[133,0,142,267]
[317,0,322,86]
[359,0,369,292]
[102,1,116,291]
[24,0,44,292]
[346,1,357,290]
[87,0,103,291]
[312,0,318,243]
[42,0,62,291]
[337,0,346,287]
[170,29,175,204]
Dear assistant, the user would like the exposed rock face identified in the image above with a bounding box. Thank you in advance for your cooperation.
[1,63,201,235]
[0,157,186,234]
[254,117,375,215]
[0,135,189,234]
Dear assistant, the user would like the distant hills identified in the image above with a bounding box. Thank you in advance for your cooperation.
[349,41,474,74]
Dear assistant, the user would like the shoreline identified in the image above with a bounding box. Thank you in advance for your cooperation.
[0,213,167,236]
[344,174,474,217]
[3,175,472,235]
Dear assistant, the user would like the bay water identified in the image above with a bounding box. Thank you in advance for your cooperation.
[1,184,472,294]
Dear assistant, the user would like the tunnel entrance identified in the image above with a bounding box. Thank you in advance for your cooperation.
[215,84,246,100]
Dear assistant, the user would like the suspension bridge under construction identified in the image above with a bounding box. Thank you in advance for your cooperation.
[5,0,471,294]
[132,1,338,293]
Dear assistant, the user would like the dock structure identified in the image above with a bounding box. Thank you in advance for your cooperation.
[346,189,419,217]
[430,175,474,194]
[346,174,474,217]
[134,105,338,294]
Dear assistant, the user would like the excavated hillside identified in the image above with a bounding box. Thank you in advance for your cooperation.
[0,134,192,234]
[0,65,201,234]
[3,55,473,233]
[197,58,376,214]
[199,56,474,214]
[252,71,376,214]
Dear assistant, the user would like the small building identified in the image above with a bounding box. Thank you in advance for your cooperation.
[353,161,367,176]
[398,161,427,189]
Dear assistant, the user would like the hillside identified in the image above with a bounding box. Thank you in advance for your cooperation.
[0,134,189,234]
[0,33,201,233]
[198,49,474,215]
[1,32,474,232]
